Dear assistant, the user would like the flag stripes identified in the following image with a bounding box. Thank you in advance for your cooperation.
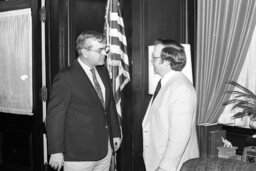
[109,15,125,29]
[105,0,130,118]
[104,1,129,170]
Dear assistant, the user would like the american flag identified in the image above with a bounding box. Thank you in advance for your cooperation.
[104,0,129,170]
[104,0,130,118]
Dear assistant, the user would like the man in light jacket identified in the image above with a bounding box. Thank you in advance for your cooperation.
[142,39,199,171]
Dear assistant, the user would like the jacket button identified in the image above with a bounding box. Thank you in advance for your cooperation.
[105,125,108,128]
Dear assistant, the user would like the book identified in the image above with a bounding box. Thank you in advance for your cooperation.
[207,129,226,158]
[196,123,223,158]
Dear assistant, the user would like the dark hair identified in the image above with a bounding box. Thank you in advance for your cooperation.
[154,39,184,50]
[76,31,106,56]
[160,47,186,71]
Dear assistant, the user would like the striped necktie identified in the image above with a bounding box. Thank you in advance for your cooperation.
[90,68,104,108]
[152,80,161,101]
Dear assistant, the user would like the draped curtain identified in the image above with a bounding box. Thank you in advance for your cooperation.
[0,9,33,115]
[196,0,256,124]
[218,27,256,127]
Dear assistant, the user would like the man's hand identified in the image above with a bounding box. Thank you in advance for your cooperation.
[49,153,64,171]
[113,137,121,152]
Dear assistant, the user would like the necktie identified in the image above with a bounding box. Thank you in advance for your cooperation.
[90,68,104,108]
[152,80,161,101]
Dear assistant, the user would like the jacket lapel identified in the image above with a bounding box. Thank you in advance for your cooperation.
[143,73,177,127]
[73,61,105,109]
[143,92,161,127]
[142,98,153,127]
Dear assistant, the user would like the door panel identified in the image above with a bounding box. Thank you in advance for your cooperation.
[0,0,43,171]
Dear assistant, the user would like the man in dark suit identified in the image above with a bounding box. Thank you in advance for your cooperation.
[46,31,121,171]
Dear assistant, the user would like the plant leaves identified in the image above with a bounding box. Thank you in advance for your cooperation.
[231,101,251,109]
[226,90,252,98]
[226,81,256,99]
[231,112,248,119]
[223,81,256,119]
[222,99,247,106]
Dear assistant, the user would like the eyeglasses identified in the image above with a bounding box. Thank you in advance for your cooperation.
[152,56,161,60]
[87,46,110,54]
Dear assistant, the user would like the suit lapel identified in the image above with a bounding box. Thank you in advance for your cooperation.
[142,98,153,127]
[73,61,105,109]
[143,73,177,127]
[143,92,161,127]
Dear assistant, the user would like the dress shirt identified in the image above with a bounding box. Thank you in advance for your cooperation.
[78,58,105,101]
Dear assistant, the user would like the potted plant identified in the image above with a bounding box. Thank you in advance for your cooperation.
[222,81,256,128]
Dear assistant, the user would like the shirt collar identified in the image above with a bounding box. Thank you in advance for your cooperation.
[161,70,178,86]
[78,57,94,72]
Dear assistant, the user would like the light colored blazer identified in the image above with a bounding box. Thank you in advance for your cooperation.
[142,71,199,171]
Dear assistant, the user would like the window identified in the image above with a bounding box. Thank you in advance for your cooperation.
[218,25,256,127]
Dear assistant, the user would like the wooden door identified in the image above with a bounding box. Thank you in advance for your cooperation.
[0,0,43,171]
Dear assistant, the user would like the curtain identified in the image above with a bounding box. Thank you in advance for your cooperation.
[0,9,33,115]
[218,26,256,127]
[196,0,256,124]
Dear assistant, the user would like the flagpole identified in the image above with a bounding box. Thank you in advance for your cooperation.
[105,0,112,79]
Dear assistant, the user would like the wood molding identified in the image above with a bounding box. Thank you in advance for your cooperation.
[131,0,148,170]
[0,0,29,11]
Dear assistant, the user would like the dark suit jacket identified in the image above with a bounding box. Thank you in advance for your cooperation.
[46,60,121,161]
